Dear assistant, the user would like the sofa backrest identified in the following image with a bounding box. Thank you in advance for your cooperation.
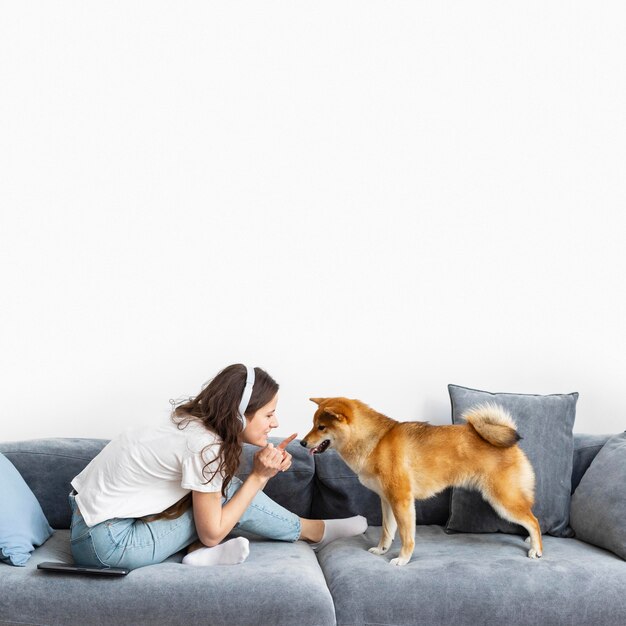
[570,433,611,493]
[311,448,450,526]
[0,433,612,530]
[310,433,614,525]
[0,438,109,529]
[238,437,315,519]
[0,436,315,530]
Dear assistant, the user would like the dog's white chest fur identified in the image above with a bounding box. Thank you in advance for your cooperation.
[357,473,384,496]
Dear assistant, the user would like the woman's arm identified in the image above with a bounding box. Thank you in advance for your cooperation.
[192,439,294,546]
[192,474,267,546]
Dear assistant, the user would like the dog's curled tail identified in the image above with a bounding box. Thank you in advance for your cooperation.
[462,402,521,448]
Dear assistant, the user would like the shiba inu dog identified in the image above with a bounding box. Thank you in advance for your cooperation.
[301,397,542,566]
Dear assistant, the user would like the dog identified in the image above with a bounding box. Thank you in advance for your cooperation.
[301,397,542,566]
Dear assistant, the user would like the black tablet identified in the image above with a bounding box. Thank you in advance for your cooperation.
[37,561,129,576]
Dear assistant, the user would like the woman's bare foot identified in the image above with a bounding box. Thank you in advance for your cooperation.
[299,518,324,542]
[303,516,368,551]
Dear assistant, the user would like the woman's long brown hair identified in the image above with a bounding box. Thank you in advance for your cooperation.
[139,364,279,523]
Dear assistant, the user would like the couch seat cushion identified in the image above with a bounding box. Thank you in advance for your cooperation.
[317,525,626,626]
[0,530,335,626]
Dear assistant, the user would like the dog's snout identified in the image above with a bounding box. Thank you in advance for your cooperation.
[300,440,307,447]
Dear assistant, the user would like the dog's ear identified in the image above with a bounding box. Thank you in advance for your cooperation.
[322,404,347,422]
[311,397,352,421]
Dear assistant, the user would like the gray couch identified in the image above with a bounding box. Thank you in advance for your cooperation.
[1,433,625,626]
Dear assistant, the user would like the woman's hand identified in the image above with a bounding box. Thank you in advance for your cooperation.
[252,443,284,480]
[252,433,297,481]
[277,433,296,473]
[278,450,292,472]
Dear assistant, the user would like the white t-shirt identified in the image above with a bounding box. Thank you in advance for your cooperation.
[71,417,224,527]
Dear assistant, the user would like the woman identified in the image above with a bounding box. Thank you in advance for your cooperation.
[68,364,367,570]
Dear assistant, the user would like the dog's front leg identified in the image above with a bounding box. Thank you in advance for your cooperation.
[388,494,415,566]
[368,496,396,555]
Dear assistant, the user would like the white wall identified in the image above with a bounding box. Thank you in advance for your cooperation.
[1,1,625,442]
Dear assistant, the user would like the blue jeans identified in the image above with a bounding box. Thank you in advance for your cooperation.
[68,477,302,570]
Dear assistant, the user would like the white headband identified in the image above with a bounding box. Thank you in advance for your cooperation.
[237,366,255,428]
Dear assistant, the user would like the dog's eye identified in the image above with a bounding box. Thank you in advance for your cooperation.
[318,425,326,431]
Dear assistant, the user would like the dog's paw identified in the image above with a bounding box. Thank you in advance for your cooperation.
[368,546,389,555]
[527,548,543,559]
[389,556,410,566]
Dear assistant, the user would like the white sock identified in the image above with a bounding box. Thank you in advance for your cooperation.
[310,515,368,552]
[182,537,250,566]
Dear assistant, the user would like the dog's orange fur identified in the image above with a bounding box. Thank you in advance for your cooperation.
[301,397,542,566]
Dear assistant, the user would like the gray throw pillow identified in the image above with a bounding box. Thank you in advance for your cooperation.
[446,384,578,537]
[570,431,626,560]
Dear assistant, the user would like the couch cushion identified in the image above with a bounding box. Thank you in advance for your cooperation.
[0,439,109,530]
[570,431,626,560]
[0,452,54,566]
[571,432,612,492]
[446,384,578,537]
[311,434,610,527]
[317,525,626,626]
[311,448,450,525]
[0,530,335,626]
[0,436,315,530]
